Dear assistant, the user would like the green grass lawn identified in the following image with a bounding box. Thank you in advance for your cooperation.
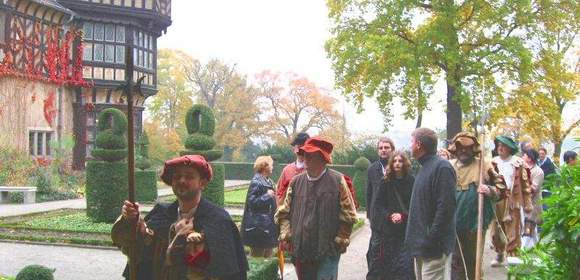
[16,212,113,233]
[224,187,248,206]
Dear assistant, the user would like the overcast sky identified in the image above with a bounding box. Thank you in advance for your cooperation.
[156,0,578,150]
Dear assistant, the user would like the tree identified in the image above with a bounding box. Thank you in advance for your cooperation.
[326,0,534,139]
[504,1,579,160]
[183,58,262,159]
[147,49,193,133]
[256,71,341,143]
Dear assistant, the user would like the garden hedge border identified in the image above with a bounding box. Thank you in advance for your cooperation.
[85,161,128,223]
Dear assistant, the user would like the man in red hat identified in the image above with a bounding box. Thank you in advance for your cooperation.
[275,136,358,280]
[276,132,310,205]
[111,155,248,280]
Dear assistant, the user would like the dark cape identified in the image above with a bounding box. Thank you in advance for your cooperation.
[372,174,415,280]
[240,173,278,248]
[122,198,248,280]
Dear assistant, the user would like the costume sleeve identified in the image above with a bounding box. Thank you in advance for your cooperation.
[275,178,294,241]
[111,215,154,264]
[485,161,505,201]
[520,166,533,213]
[247,179,273,210]
[426,166,457,244]
[276,167,290,204]
[335,176,358,251]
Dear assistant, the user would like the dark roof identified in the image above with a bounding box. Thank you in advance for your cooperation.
[34,0,75,16]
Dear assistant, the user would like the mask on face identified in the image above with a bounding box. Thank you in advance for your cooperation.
[296,160,305,169]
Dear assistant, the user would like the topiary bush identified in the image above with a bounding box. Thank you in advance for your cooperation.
[91,108,128,162]
[86,161,128,222]
[135,169,157,202]
[86,108,130,222]
[135,132,152,170]
[182,104,223,161]
[352,157,370,209]
[15,265,55,280]
[182,104,224,206]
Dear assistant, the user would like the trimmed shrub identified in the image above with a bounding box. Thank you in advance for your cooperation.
[185,104,216,136]
[352,157,370,209]
[180,150,223,162]
[86,161,128,223]
[220,162,356,183]
[95,130,127,149]
[202,163,224,207]
[91,108,128,162]
[15,265,54,280]
[135,170,157,202]
[248,258,279,280]
[96,108,128,134]
[184,133,216,151]
[91,149,128,162]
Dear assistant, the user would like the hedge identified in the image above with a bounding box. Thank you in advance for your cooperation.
[248,258,279,280]
[202,163,224,207]
[219,162,357,182]
[86,161,128,223]
[184,133,216,151]
[135,170,157,202]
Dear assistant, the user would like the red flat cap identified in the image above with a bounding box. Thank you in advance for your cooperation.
[160,155,213,185]
[299,136,333,163]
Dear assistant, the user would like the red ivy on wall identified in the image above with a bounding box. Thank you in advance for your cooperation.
[0,23,92,88]
[43,91,57,127]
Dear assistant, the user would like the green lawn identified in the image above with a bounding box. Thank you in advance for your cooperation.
[224,187,248,206]
[17,212,113,233]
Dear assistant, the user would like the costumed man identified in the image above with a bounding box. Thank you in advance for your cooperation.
[366,137,395,279]
[490,136,532,266]
[447,132,505,280]
[275,137,358,280]
[112,155,248,280]
[276,132,309,206]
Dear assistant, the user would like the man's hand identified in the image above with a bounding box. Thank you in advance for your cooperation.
[267,189,275,197]
[122,200,140,221]
[390,213,402,224]
[478,184,490,195]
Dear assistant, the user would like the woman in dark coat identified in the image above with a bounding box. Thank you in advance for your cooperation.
[240,155,278,258]
[372,151,415,280]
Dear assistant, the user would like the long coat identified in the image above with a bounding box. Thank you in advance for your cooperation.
[241,173,278,248]
[111,199,248,280]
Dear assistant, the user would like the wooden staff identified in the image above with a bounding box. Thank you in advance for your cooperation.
[475,130,486,280]
[124,45,137,280]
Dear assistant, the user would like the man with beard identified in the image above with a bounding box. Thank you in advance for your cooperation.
[276,137,358,280]
[490,136,532,266]
[366,137,395,279]
[112,155,248,279]
[447,132,505,279]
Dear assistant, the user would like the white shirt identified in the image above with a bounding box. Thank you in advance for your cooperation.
[497,157,515,191]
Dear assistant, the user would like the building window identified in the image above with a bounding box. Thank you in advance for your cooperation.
[133,30,155,71]
[29,130,53,157]
[82,21,126,66]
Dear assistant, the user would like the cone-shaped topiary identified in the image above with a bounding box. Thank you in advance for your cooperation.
[181,104,224,206]
[91,108,128,162]
[353,157,371,209]
[16,265,55,280]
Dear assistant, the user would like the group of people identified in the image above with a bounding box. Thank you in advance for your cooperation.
[110,127,577,280]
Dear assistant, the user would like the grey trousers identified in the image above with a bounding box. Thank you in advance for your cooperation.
[414,254,453,280]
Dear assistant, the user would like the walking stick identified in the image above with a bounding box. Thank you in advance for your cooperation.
[122,45,145,280]
[475,130,486,280]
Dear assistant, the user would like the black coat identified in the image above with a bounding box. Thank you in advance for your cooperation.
[539,157,556,177]
[121,198,248,280]
[241,173,278,248]
[405,154,457,259]
[366,161,386,220]
[372,174,414,235]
